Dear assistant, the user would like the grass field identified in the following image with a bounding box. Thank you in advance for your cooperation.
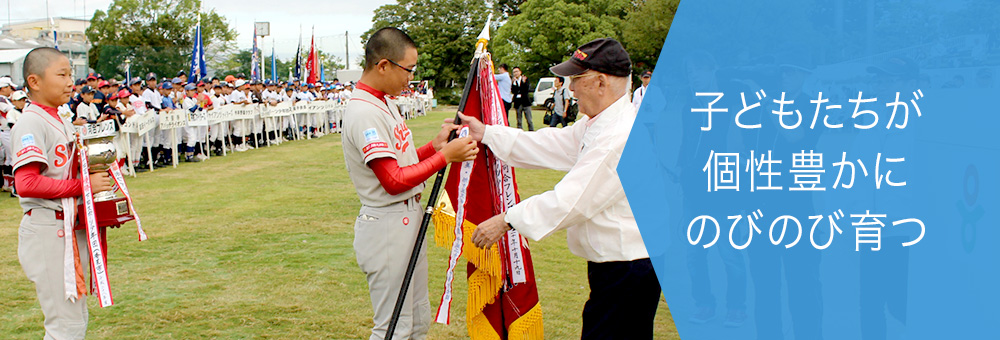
[0,109,678,339]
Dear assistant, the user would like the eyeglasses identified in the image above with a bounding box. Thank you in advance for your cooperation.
[569,72,600,85]
[386,59,417,74]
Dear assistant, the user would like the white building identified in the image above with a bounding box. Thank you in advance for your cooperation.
[0,17,91,84]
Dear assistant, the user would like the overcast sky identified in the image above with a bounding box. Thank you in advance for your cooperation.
[7,0,397,68]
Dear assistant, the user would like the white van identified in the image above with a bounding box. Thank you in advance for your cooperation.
[533,77,574,107]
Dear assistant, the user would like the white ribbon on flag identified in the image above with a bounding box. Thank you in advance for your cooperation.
[434,126,474,325]
[79,144,114,307]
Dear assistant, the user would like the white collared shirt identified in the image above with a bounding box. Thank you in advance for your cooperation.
[632,85,647,111]
[484,94,648,262]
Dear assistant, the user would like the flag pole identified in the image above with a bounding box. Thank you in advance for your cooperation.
[384,14,492,340]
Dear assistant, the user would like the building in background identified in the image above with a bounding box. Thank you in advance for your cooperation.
[0,17,91,85]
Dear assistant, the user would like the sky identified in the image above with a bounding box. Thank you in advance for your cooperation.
[6,0,397,68]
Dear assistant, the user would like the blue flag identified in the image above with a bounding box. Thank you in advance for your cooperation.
[189,25,206,83]
[271,45,277,82]
[251,27,260,81]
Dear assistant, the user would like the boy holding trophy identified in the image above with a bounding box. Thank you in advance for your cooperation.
[11,47,114,339]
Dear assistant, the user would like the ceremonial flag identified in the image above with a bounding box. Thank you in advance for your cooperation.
[189,25,207,83]
[294,34,302,80]
[306,31,318,85]
[251,27,261,81]
[51,18,58,51]
[271,45,277,82]
[432,15,543,339]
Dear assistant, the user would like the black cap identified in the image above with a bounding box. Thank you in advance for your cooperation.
[146,72,158,81]
[177,70,187,77]
[550,38,631,77]
[640,70,652,78]
[80,85,94,94]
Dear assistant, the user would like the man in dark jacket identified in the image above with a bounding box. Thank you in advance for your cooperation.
[511,67,534,131]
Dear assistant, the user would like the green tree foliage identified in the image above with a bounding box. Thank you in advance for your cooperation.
[87,0,236,79]
[365,0,492,103]
[492,0,632,83]
[621,0,679,73]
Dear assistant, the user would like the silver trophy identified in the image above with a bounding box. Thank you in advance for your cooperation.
[82,134,119,202]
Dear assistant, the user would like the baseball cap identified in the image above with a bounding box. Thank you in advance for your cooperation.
[80,86,94,94]
[98,80,111,88]
[146,72,158,81]
[177,70,187,77]
[184,84,197,91]
[160,82,172,90]
[129,78,143,86]
[640,70,652,78]
[86,74,97,81]
[0,77,14,88]
[225,75,236,83]
[550,38,632,77]
[117,89,131,99]
[11,90,26,101]
[234,79,247,88]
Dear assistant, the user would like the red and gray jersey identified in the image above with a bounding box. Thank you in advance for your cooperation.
[10,103,78,213]
[342,89,421,207]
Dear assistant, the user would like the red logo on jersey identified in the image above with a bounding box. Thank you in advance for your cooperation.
[54,144,69,168]
[362,142,389,154]
[16,146,42,157]
[402,217,410,225]
[393,123,411,152]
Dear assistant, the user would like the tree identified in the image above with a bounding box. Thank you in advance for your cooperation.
[492,0,634,85]
[621,0,679,73]
[87,0,236,79]
[365,0,493,103]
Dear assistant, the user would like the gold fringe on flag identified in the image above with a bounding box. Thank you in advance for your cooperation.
[433,192,543,340]
[507,303,544,340]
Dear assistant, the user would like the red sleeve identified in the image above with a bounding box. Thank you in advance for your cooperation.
[14,163,84,199]
[417,141,437,161]
[368,153,447,195]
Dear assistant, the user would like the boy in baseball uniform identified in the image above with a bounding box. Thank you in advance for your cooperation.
[12,47,114,340]
[343,27,478,340]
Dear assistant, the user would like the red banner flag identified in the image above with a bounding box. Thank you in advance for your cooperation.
[306,33,318,84]
[432,25,543,339]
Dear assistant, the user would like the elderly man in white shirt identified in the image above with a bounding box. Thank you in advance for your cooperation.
[464,38,661,340]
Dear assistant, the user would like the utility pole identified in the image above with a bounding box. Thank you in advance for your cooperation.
[345,31,349,70]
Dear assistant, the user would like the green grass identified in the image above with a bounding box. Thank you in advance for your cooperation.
[0,109,678,339]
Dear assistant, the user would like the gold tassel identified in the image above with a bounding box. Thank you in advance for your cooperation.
[432,192,457,248]
[507,303,545,340]
[468,313,502,340]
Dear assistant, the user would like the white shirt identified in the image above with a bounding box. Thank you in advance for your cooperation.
[484,94,648,262]
[76,102,99,121]
[632,85,647,111]
[142,88,163,110]
[228,90,248,104]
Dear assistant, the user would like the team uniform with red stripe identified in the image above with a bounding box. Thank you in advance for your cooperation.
[343,86,430,340]
[11,102,91,340]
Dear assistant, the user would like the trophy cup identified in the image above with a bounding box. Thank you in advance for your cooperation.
[76,125,136,228]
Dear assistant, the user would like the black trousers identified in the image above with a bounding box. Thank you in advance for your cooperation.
[582,258,661,340]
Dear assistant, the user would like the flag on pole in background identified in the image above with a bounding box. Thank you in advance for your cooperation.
[51,18,58,51]
[294,36,302,80]
[306,31,318,84]
[271,45,277,82]
[432,14,543,339]
[251,26,261,82]
[189,25,207,83]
